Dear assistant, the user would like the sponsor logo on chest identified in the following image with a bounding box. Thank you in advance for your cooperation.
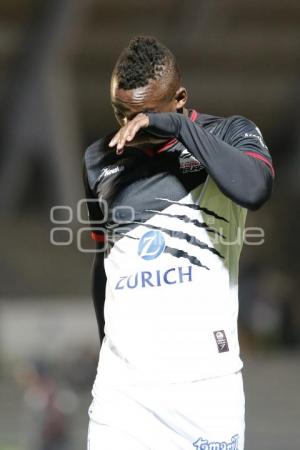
[97,164,124,183]
[114,230,193,290]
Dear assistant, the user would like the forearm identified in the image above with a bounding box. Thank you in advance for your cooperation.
[146,112,273,210]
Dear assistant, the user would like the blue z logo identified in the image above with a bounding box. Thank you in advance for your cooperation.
[138,230,165,260]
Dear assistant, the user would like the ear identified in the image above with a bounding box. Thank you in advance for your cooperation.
[175,87,188,110]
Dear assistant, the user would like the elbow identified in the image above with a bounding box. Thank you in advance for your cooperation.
[243,181,273,211]
[245,159,275,210]
[245,196,270,211]
[239,161,274,211]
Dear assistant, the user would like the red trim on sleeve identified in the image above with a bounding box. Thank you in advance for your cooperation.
[91,232,106,242]
[244,151,275,177]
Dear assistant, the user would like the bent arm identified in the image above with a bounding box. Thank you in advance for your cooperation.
[146,112,274,211]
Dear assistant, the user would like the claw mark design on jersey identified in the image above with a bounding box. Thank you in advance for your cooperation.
[164,246,209,270]
[145,209,226,238]
[132,221,224,259]
[112,231,212,269]
[156,198,229,223]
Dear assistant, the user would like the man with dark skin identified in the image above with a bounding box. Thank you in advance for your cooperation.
[109,72,187,153]
[83,36,273,450]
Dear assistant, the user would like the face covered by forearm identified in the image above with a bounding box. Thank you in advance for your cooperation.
[124,129,169,149]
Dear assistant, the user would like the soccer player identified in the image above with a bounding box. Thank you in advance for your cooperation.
[83,36,274,450]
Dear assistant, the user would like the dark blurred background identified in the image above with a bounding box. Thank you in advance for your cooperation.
[0,1,299,449]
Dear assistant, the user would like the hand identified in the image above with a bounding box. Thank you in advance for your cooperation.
[109,113,150,155]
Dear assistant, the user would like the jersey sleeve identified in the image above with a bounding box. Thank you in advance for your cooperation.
[83,152,107,346]
[146,112,274,210]
[225,116,274,176]
[82,154,106,245]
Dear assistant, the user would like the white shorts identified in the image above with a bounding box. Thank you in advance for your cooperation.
[87,370,245,450]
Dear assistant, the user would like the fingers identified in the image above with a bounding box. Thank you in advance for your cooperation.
[108,132,120,149]
[109,113,149,155]
[108,117,144,154]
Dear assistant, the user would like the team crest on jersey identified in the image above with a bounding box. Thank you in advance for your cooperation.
[179,149,204,173]
[193,434,239,450]
[138,230,165,260]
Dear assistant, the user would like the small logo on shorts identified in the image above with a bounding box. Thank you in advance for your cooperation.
[213,330,229,353]
[193,434,239,450]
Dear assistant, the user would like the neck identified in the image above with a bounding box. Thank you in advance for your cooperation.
[182,107,189,117]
